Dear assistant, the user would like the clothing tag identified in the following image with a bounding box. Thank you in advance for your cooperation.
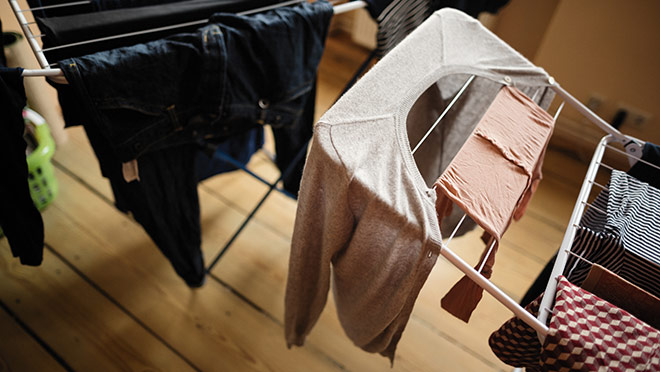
[122,160,140,182]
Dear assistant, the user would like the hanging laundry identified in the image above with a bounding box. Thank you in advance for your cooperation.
[628,142,660,189]
[285,8,555,361]
[490,276,660,371]
[581,263,660,329]
[521,145,660,305]
[364,0,509,57]
[26,0,183,18]
[488,295,543,371]
[438,85,554,322]
[0,24,44,264]
[572,170,660,296]
[33,0,284,60]
[56,1,334,286]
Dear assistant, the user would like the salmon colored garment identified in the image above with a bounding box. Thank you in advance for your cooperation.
[436,85,554,322]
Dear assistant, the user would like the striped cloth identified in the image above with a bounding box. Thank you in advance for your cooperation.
[369,0,433,57]
[565,170,660,297]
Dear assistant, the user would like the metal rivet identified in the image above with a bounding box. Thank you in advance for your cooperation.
[548,76,555,85]
[503,76,512,84]
[258,99,270,109]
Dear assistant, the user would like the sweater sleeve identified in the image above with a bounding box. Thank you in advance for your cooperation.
[284,123,354,348]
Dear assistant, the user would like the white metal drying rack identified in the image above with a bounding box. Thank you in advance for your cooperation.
[10,0,648,341]
[10,0,368,78]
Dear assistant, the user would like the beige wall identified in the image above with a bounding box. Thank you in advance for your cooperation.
[493,0,559,61]
[531,0,660,151]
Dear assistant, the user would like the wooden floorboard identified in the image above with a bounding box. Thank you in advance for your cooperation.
[43,166,343,372]
[0,303,68,372]
[0,239,196,372]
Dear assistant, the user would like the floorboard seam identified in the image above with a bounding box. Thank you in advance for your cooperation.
[44,244,203,372]
[0,297,76,372]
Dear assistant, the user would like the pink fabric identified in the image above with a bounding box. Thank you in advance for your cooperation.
[437,86,554,322]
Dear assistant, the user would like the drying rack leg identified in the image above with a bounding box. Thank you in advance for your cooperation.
[205,140,309,273]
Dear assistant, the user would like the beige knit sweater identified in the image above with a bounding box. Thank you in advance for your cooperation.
[285,8,555,361]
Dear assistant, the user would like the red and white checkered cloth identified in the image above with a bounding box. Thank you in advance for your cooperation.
[490,276,660,371]
[542,276,660,371]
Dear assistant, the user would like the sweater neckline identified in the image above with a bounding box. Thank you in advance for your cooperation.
[393,66,513,243]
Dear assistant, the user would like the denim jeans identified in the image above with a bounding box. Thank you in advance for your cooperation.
[36,0,283,61]
[0,65,44,266]
[57,1,333,286]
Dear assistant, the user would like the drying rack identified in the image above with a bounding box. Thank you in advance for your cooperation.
[8,0,369,274]
[535,132,657,339]
[9,0,649,343]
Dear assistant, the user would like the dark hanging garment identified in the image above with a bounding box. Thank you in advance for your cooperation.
[628,142,660,189]
[0,61,45,265]
[521,144,660,305]
[363,0,510,57]
[56,1,333,286]
[36,0,284,61]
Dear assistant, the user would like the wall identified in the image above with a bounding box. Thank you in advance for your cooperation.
[493,0,559,61]
[531,0,660,154]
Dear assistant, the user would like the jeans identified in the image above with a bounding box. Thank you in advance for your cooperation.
[0,65,44,266]
[36,0,283,61]
[57,1,333,286]
[195,127,264,182]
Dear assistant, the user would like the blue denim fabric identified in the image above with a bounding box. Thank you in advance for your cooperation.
[57,1,333,286]
[195,127,264,182]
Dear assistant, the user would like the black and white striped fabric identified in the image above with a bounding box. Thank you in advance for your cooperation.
[565,170,660,297]
[371,0,432,57]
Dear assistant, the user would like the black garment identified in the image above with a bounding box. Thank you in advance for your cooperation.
[363,0,509,57]
[0,66,45,266]
[628,142,660,189]
[27,0,183,18]
[37,0,283,61]
[57,1,333,286]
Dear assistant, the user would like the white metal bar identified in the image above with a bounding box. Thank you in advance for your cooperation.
[477,238,496,273]
[439,245,549,335]
[8,0,51,69]
[21,68,65,77]
[20,0,90,12]
[412,75,476,154]
[333,0,366,14]
[242,0,304,15]
[553,101,565,121]
[535,135,612,341]
[41,19,208,52]
[589,180,609,192]
[606,144,660,172]
[550,83,629,144]
[580,200,607,216]
[445,213,467,246]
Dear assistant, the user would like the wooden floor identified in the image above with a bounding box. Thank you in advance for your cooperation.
[0,32,592,372]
